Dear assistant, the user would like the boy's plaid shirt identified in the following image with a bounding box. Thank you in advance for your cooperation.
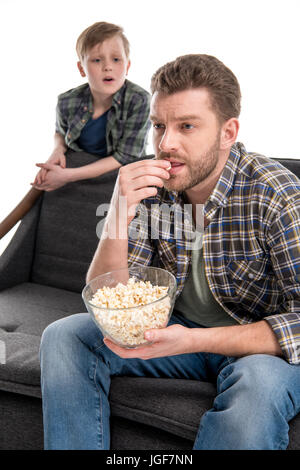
[127,142,300,364]
[55,79,151,164]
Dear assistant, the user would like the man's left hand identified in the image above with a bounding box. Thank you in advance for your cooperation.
[103,324,195,359]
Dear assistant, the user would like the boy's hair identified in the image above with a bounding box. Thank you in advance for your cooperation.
[150,54,241,123]
[76,22,130,61]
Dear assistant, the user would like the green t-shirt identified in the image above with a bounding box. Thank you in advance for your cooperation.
[175,247,238,327]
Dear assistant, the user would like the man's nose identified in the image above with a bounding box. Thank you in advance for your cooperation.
[159,129,179,154]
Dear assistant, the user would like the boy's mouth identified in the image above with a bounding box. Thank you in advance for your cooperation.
[103,77,114,82]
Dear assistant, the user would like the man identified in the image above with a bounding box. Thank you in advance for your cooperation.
[40,54,300,450]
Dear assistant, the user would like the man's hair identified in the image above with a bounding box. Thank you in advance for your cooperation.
[150,54,241,123]
[76,22,130,61]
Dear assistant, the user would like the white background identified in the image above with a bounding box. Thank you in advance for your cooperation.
[1,0,300,253]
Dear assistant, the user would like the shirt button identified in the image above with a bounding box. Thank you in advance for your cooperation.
[83,106,88,111]
[81,119,86,123]
[89,109,93,113]
[248,273,254,279]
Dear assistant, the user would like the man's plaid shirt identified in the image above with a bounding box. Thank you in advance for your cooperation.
[128,142,300,364]
[55,79,151,164]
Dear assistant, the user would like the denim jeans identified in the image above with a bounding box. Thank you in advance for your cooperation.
[39,312,300,450]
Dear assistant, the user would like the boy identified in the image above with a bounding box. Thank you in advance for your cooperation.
[32,22,151,191]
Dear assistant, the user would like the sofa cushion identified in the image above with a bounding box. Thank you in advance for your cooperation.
[109,377,215,441]
[0,282,84,389]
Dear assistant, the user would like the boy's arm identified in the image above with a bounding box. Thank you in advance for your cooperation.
[50,132,67,162]
[63,155,122,181]
[31,156,121,192]
[32,132,67,186]
[32,92,68,186]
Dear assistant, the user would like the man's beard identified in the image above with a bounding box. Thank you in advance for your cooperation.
[157,133,221,192]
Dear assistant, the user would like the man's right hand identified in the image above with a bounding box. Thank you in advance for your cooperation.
[107,158,171,229]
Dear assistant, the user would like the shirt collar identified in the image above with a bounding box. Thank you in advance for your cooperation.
[80,80,128,110]
[80,85,93,110]
[204,142,245,214]
[112,79,128,106]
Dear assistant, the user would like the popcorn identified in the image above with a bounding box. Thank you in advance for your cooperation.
[91,277,171,347]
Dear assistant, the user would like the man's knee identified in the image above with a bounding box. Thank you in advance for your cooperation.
[199,354,295,449]
[220,354,294,408]
[40,313,94,371]
[41,315,79,351]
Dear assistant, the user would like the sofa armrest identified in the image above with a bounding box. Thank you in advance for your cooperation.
[0,197,42,291]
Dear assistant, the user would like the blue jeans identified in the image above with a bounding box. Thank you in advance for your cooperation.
[39,312,300,450]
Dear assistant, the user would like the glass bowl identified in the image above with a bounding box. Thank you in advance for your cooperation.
[82,265,177,348]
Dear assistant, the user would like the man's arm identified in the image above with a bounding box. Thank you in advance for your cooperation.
[86,168,129,281]
[86,158,171,282]
[190,320,282,357]
[104,319,283,360]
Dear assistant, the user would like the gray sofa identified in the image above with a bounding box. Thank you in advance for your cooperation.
[0,150,300,450]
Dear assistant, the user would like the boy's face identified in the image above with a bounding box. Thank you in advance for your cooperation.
[77,35,131,100]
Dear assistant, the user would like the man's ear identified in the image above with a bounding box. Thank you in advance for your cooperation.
[220,118,239,150]
[77,61,86,78]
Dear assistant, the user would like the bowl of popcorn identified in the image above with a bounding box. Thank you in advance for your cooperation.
[82,265,177,349]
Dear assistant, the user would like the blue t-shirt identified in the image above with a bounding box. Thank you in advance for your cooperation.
[77,110,109,157]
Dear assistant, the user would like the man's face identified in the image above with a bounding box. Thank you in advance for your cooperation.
[78,35,130,99]
[151,88,223,192]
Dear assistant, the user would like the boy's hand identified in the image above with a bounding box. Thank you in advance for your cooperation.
[31,163,72,191]
[32,151,66,186]
[48,151,66,168]
[103,324,194,359]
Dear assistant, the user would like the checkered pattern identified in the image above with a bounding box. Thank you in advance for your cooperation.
[55,79,151,164]
[127,142,300,364]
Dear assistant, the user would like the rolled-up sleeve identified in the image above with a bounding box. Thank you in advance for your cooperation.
[127,202,156,267]
[265,201,300,364]
[55,96,68,137]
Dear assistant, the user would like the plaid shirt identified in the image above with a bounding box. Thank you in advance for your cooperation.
[127,142,300,364]
[55,79,151,164]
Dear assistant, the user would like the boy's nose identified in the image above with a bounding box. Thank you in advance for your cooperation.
[103,61,113,71]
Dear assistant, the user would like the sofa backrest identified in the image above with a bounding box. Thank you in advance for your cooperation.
[274,158,300,177]
[30,151,118,293]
